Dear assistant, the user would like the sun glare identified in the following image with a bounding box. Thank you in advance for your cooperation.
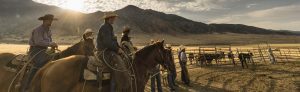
[61,0,84,12]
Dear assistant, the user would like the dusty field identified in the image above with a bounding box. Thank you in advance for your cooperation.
[0,44,299,92]
[148,62,300,92]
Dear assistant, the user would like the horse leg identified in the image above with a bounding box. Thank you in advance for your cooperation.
[207,60,211,66]
[240,59,244,68]
[200,60,204,67]
[232,58,236,65]
[250,58,255,65]
[245,59,249,68]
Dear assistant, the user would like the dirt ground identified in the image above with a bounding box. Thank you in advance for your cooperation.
[143,61,300,92]
[0,44,299,92]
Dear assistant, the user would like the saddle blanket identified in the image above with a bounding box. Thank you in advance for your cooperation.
[84,56,111,81]
[84,69,111,80]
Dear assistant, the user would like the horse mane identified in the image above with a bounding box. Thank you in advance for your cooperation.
[55,40,82,59]
[135,44,156,57]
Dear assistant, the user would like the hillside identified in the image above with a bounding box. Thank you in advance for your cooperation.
[0,0,299,45]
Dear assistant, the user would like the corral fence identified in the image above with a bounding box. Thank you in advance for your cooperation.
[171,44,300,65]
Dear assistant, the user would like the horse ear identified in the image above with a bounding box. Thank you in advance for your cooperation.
[156,40,160,43]
[158,40,164,47]
[83,34,88,41]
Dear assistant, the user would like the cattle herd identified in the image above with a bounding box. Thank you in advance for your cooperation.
[188,51,254,68]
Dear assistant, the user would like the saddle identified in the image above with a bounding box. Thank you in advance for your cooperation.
[4,54,29,72]
[121,41,136,55]
[84,56,111,81]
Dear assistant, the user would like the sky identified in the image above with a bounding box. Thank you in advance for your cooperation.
[32,0,300,31]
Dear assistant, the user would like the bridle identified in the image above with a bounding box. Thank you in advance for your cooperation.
[155,46,169,70]
[82,38,95,56]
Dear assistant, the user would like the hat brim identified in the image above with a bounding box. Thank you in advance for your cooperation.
[102,15,118,19]
[38,17,58,21]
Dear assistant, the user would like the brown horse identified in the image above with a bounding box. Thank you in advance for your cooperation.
[0,36,95,92]
[0,53,18,92]
[29,40,172,92]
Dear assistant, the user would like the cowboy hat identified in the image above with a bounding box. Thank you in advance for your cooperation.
[84,28,94,34]
[83,29,94,39]
[102,12,118,19]
[122,26,131,33]
[179,45,185,50]
[165,44,172,48]
[38,14,58,21]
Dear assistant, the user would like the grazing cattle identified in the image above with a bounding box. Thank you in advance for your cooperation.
[238,53,254,68]
[198,51,225,66]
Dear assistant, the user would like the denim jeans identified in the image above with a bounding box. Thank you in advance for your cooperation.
[180,61,190,85]
[151,73,163,92]
[167,71,176,91]
[22,47,49,92]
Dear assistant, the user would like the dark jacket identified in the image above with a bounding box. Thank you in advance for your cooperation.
[121,34,129,43]
[120,35,133,45]
[96,22,119,52]
[167,49,176,73]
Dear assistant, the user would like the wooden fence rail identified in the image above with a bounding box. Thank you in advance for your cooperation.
[171,45,300,65]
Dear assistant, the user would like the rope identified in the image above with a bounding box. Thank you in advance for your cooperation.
[150,71,161,79]
[8,47,61,92]
[95,48,138,92]
[81,80,86,92]
[101,49,128,72]
[8,49,46,92]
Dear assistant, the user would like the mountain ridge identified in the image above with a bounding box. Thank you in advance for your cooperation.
[0,0,299,37]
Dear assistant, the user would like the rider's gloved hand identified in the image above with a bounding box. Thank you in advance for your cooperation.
[49,42,58,48]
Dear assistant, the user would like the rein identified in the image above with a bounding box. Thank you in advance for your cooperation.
[94,48,137,92]
[157,47,169,69]
[100,49,128,72]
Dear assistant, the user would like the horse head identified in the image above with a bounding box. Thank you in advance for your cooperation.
[134,40,171,71]
[151,40,172,71]
[55,34,95,59]
[80,35,95,56]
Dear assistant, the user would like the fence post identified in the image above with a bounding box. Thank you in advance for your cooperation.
[283,50,289,62]
[257,44,266,63]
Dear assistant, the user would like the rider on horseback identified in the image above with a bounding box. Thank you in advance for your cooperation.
[96,12,132,92]
[120,26,136,56]
[22,14,58,92]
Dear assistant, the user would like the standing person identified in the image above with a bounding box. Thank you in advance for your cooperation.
[228,51,236,65]
[96,12,131,91]
[150,65,163,92]
[22,14,58,92]
[268,48,276,64]
[178,45,191,86]
[166,44,177,92]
